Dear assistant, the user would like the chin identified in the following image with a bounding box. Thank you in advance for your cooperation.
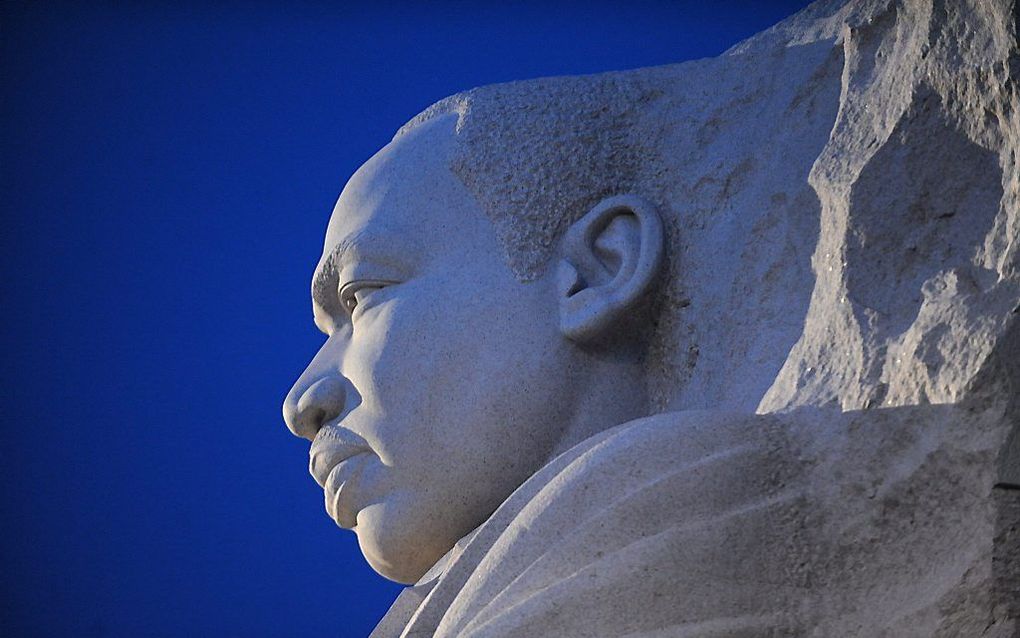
[355,502,451,585]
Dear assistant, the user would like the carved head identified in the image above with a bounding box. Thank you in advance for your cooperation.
[282,76,670,583]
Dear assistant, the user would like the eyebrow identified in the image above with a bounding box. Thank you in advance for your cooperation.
[310,230,406,317]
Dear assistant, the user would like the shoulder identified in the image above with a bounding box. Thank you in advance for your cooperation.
[434,410,800,637]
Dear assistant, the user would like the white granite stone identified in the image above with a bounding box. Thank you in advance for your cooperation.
[283,0,1020,634]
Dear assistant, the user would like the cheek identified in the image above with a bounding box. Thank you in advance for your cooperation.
[345,276,570,463]
[341,296,455,453]
[354,281,505,393]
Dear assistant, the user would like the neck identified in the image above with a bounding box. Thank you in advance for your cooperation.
[551,354,648,459]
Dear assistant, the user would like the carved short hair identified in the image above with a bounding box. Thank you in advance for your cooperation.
[395,74,688,410]
[395,72,666,281]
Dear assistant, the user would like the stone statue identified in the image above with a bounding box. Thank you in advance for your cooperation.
[283,0,1020,635]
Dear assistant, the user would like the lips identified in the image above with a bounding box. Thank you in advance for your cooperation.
[308,425,370,488]
[309,425,371,528]
[323,457,366,529]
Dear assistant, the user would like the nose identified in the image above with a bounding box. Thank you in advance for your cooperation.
[283,374,347,441]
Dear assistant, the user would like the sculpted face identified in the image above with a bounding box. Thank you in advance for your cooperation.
[282,115,589,583]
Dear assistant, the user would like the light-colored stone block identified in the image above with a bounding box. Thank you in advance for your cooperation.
[283,0,1020,634]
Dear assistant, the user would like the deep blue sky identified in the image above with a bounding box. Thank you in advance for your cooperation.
[1,2,810,636]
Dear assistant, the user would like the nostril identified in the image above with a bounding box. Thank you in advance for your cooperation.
[285,376,347,440]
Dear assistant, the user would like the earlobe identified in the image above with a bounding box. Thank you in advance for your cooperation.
[558,194,664,342]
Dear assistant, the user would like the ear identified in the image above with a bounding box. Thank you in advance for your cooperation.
[557,194,665,342]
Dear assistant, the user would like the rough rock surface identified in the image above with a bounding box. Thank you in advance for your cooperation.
[634,1,1020,426]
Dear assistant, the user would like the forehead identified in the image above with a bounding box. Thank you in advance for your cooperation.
[311,114,496,316]
[322,114,463,262]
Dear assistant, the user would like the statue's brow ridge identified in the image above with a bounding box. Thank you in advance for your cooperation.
[311,230,390,311]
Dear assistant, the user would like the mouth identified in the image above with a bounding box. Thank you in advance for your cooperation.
[309,425,369,486]
[309,425,371,528]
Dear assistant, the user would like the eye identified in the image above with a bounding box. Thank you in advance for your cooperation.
[339,281,388,317]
